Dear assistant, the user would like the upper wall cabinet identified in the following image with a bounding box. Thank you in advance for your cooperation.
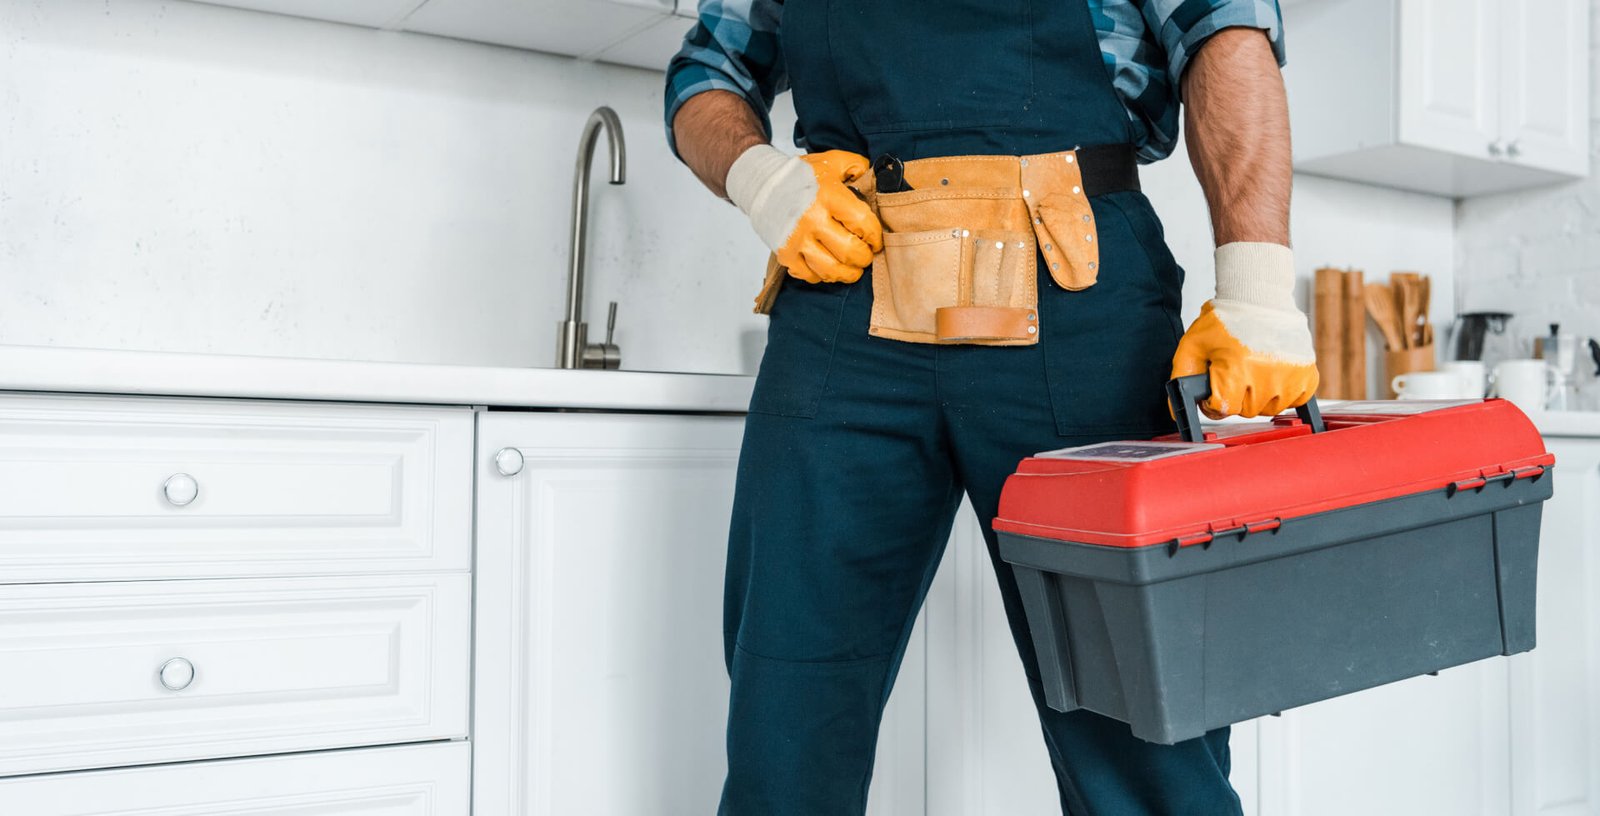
[1285,0,1590,197]
[189,0,426,28]
[188,0,698,71]
[399,0,691,70]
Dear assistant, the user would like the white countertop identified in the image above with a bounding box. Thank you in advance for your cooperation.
[3,344,1599,437]
[0,344,756,413]
[1523,409,1600,439]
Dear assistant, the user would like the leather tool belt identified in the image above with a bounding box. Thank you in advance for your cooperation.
[754,143,1141,346]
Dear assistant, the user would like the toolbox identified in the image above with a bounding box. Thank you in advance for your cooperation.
[994,375,1555,745]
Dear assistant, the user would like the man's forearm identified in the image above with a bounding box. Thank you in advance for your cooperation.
[1182,28,1292,247]
[674,90,770,199]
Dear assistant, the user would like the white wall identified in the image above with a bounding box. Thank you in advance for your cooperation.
[1,0,1454,381]
[1455,1,1600,349]
[0,0,776,374]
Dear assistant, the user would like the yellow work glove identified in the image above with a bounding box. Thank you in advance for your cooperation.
[1171,242,1319,419]
[725,145,883,284]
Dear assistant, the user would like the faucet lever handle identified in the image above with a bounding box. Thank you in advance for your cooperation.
[605,301,618,345]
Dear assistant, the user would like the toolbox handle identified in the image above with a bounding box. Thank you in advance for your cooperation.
[1166,374,1326,444]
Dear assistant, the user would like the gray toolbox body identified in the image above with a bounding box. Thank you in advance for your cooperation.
[993,380,1555,745]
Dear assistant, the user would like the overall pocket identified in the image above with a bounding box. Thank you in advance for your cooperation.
[1040,192,1183,437]
[748,277,852,419]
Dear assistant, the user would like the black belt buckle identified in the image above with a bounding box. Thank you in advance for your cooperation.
[873,153,912,193]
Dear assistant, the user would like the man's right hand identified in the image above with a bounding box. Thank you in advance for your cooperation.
[724,145,883,284]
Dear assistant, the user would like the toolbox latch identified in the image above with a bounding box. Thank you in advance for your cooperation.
[1166,517,1283,557]
[1447,465,1546,497]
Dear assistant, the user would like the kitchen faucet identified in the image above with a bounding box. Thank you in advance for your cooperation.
[556,106,625,369]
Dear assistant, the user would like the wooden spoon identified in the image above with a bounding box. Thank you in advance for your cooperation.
[1365,284,1406,351]
[1418,276,1431,348]
[1391,272,1425,349]
[1399,283,1419,349]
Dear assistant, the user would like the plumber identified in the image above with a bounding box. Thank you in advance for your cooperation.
[666,1,1318,812]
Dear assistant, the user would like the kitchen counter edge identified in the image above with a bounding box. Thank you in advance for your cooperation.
[0,345,755,413]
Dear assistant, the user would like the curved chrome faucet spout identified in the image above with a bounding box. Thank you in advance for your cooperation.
[557,106,626,369]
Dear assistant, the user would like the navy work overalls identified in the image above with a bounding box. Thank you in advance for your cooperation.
[720,1,1241,813]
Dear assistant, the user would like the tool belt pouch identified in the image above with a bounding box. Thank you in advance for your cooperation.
[751,151,1106,346]
[870,188,1040,345]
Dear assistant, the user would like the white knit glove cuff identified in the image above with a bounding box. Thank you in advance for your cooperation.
[1214,241,1297,311]
[724,144,817,253]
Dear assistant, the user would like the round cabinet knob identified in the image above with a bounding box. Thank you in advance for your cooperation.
[1506,140,1523,159]
[162,473,199,507]
[494,447,525,477]
[158,657,196,691]
[1488,140,1506,158]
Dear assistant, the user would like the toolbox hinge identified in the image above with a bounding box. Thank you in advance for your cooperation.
[1166,517,1283,557]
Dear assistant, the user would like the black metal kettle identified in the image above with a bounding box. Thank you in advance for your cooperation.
[1447,311,1515,363]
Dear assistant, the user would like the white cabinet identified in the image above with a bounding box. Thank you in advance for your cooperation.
[0,393,475,803]
[922,505,1264,815]
[470,410,926,816]
[1497,0,1591,178]
[1244,434,1597,816]
[1252,663,1512,815]
[1287,0,1590,197]
[187,0,698,71]
[1506,437,1600,816]
[0,573,471,777]
[0,394,473,583]
[187,0,427,28]
[0,742,471,815]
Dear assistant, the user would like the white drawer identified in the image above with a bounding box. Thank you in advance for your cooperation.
[0,393,473,583]
[0,741,470,815]
[0,573,470,776]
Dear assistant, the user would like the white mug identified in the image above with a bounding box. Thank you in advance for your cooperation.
[1439,361,1487,398]
[1392,370,1467,400]
[1492,359,1554,410]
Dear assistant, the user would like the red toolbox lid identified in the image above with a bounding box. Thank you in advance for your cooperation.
[992,399,1554,550]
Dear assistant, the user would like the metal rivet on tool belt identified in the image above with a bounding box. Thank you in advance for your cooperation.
[1027,312,1037,321]
[1085,234,1094,242]
[1066,154,1075,163]
[1043,243,1052,252]
[940,178,949,185]
[1051,262,1060,271]
[1034,217,1042,225]
[994,241,1004,249]
[1088,261,1097,270]
[1020,158,1029,167]
[1082,215,1091,223]
[960,229,970,237]
[951,229,961,237]
[1027,325,1038,334]
[1014,241,1025,249]
[1072,186,1081,195]
[1022,189,1030,197]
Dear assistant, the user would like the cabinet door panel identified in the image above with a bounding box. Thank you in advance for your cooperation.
[1398,0,1500,159]
[0,574,470,776]
[1256,663,1511,816]
[0,742,470,815]
[925,506,1059,815]
[0,394,473,583]
[472,412,924,816]
[1499,0,1591,176]
[925,506,1263,814]
[1509,439,1600,816]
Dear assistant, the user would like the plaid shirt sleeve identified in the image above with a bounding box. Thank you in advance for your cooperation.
[663,0,788,158]
[1093,0,1285,163]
